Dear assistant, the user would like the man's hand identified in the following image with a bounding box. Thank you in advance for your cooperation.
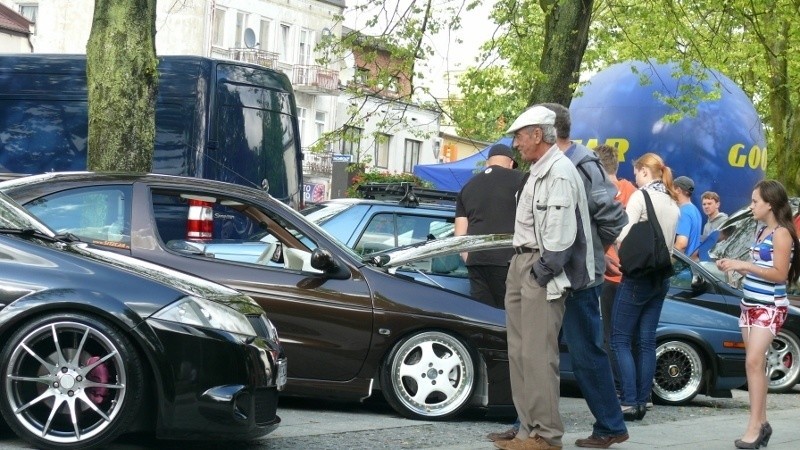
[605,253,622,277]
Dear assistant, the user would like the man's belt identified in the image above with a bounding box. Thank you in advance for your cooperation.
[513,246,534,254]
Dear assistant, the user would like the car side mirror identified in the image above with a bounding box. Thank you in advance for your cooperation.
[690,274,708,292]
[310,248,349,279]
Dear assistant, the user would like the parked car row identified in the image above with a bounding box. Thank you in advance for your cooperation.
[0,173,796,449]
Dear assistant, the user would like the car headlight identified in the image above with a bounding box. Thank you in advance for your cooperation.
[153,296,257,337]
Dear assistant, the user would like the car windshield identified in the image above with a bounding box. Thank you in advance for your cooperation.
[0,191,54,235]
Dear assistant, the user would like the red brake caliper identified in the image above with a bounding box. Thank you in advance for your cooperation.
[85,356,110,404]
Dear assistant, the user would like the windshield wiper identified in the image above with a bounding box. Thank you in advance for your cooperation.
[0,228,79,244]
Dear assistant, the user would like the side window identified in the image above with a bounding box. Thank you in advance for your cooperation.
[25,186,132,248]
[670,257,693,289]
[395,214,454,246]
[355,213,395,255]
[152,190,319,272]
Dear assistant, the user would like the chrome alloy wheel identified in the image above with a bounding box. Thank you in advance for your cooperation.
[3,320,127,445]
[767,330,800,393]
[382,331,475,419]
[652,340,704,405]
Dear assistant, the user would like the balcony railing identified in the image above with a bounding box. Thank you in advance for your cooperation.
[292,65,339,95]
[302,150,333,175]
[222,48,279,70]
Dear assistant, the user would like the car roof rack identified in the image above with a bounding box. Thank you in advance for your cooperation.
[356,182,457,207]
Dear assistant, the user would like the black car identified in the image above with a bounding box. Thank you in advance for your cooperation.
[0,172,512,421]
[0,191,285,449]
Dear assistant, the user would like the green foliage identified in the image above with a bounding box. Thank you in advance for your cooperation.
[347,170,432,198]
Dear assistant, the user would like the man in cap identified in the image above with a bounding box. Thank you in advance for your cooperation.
[673,175,702,256]
[539,104,630,448]
[495,106,594,450]
[455,142,524,308]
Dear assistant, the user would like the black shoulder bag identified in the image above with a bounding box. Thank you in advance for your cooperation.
[618,190,674,279]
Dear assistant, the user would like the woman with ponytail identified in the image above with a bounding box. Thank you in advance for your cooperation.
[717,179,800,448]
[610,153,680,421]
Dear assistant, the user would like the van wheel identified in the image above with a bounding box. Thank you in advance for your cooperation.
[0,313,144,450]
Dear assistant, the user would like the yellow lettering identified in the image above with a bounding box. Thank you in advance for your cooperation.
[604,139,630,162]
[761,147,768,170]
[747,145,761,169]
[728,144,746,167]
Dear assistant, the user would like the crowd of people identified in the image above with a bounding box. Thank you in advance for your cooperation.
[455,103,799,450]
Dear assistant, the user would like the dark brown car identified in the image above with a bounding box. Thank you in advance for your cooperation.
[1,172,511,420]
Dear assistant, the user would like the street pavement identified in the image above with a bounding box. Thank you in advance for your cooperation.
[1,388,798,449]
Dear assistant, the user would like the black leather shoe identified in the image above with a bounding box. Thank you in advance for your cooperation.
[621,406,638,421]
[636,404,647,420]
[761,422,772,447]
[734,425,767,449]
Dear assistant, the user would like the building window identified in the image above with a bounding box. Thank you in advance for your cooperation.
[18,4,37,23]
[387,77,400,94]
[279,24,291,62]
[341,126,363,157]
[403,139,421,173]
[298,28,313,65]
[259,19,271,51]
[355,67,370,85]
[212,8,226,47]
[297,107,307,141]
[315,111,327,146]
[375,134,390,168]
[234,12,247,48]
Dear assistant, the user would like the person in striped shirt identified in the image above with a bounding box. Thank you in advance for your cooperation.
[716,179,800,449]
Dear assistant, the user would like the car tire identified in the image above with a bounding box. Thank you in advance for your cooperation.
[652,340,704,405]
[0,313,145,450]
[380,331,476,420]
[767,329,800,393]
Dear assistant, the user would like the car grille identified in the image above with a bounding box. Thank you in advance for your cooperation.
[254,388,278,425]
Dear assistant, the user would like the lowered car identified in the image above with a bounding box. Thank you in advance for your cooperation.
[0,190,285,449]
[0,172,511,420]
[0,173,749,412]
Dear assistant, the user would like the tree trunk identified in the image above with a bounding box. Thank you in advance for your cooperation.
[86,0,158,172]
[528,0,594,107]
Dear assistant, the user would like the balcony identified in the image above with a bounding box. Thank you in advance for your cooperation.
[302,150,333,175]
[292,65,340,95]
[223,48,279,70]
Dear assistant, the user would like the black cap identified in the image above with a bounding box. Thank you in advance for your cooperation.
[674,176,695,194]
[487,144,517,168]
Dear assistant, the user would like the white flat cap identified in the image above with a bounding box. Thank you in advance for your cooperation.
[506,106,557,134]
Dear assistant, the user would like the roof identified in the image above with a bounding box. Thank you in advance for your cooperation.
[0,3,31,35]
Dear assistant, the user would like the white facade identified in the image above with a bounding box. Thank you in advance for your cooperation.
[0,28,29,52]
[0,0,442,194]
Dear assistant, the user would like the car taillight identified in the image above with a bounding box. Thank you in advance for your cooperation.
[186,199,213,240]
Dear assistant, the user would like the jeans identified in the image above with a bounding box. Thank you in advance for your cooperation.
[562,285,627,436]
[610,276,669,407]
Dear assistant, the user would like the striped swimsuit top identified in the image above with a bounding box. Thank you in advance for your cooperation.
[742,226,790,307]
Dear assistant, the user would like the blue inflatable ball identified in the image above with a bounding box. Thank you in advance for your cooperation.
[569,60,765,214]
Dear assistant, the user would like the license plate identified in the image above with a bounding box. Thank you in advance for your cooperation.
[276,359,287,390]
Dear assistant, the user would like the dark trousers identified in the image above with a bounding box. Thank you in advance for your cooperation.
[600,280,621,391]
[467,265,509,309]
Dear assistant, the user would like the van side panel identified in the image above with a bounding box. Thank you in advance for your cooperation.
[0,56,88,174]
[0,54,302,208]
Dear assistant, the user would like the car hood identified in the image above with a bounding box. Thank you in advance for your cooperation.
[370,234,512,268]
[711,197,799,260]
[68,242,265,316]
